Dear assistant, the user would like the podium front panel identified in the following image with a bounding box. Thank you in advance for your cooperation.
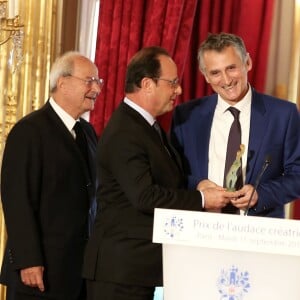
[163,244,300,299]
[153,208,300,299]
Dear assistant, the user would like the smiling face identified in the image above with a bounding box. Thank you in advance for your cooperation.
[65,56,101,116]
[55,55,102,119]
[202,46,252,105]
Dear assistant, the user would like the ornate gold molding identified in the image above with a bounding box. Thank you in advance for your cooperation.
[0,0,59,296]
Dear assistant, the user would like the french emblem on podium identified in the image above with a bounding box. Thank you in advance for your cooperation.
[217,266,251,299]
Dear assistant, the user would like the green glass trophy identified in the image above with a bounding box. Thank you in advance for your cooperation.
[225,144,245,191]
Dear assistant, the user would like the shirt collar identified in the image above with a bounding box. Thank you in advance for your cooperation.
[49,97,77,132]
[124,97,156,126]
[217,84,252,114]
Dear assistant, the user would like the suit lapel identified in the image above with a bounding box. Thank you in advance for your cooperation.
[246,89,268,182]
[195,96,217,178]
[121,102,181,172]
[163,130,184,172]
[44,102,92,187]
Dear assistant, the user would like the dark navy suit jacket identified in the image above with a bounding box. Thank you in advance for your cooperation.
[171,88,300,218]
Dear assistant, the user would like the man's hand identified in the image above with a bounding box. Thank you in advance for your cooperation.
[202,188,239,210]
[20,266,45,292]
[197,179,239,211]
[196,179,221,190]
[231,184,258,209]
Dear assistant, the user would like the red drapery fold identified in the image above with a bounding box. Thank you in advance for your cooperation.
[91,0,198,136]
[292,200,300,220]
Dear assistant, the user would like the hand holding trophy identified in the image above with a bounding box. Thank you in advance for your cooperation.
[225,144,245,191]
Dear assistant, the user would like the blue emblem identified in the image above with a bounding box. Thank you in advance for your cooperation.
[164,216,184,238]
[217,266,250,299]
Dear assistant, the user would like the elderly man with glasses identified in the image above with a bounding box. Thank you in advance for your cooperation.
[0,51,102,300]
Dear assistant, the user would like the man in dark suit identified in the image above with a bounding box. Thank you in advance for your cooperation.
[83,46,239,300]
[171,33,300,217]
[0,51,102,299]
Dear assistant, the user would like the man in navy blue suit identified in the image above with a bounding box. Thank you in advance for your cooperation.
[171,33,300,217]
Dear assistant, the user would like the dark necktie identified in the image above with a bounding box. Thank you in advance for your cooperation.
[222,107,243,214]
[153,121,165,144]
[153,121,177,162]
[73,121,89,164]
[152,121,182,171]
[74,122,94,235]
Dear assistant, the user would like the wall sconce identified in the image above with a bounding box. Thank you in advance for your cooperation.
[0,0,24,72]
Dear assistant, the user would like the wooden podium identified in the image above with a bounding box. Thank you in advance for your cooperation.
[153,208,300,299]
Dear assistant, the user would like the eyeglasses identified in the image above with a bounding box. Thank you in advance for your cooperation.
[153,77,180,88]
[66,75,104,88]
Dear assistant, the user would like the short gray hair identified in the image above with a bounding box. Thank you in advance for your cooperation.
[49,51,83,92]
[197,33,248,74]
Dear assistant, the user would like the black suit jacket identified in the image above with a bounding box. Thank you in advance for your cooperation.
[0,101,97,299]
[83,102,203,287]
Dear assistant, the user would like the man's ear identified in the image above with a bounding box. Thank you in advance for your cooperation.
[57,76,65,90]
[246,53,253,72]
[203,73,210,84]
[141,77,154,93]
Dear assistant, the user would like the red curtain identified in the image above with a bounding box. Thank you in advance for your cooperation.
[292,201,300,220]
[91,0,198,136]
[91,0,275,135]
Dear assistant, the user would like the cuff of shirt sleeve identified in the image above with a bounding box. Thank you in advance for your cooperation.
[199,190,205,209]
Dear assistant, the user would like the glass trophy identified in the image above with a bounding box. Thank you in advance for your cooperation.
[225,144,245,191]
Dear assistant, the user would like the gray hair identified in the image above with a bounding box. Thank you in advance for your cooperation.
[197,33,248,74]
[49,51,83,92]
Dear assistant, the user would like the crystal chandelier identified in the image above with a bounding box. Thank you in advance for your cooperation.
[0,0,24,72]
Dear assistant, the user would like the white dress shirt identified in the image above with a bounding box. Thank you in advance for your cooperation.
[208,87,252,187]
